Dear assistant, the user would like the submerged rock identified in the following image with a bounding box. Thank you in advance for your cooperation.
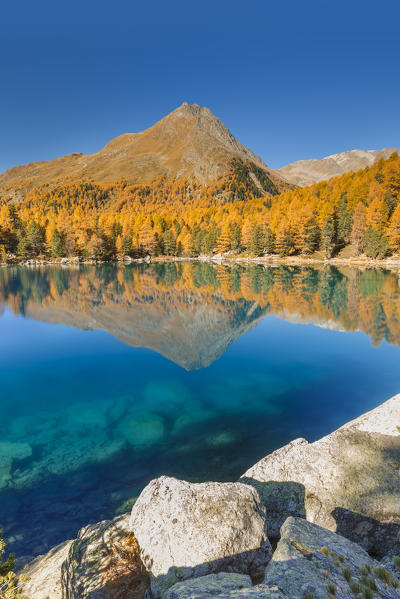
[130,476,272,598]
[115,408,165,449]
[264,517,400,599]
[0,441,32,487]
[241,395,400,557]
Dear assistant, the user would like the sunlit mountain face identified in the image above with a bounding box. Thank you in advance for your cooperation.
[0,261,400,557]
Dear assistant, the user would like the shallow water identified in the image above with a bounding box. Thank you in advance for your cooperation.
[0,262,399,556]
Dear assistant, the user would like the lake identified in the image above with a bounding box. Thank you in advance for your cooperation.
[0,261,399,557]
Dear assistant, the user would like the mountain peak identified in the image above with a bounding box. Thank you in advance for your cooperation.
[0,104,289,192]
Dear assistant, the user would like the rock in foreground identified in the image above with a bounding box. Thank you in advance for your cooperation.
[241,395,400,556]
[20,539,73,599]
[164,572,252,599]
[130,476,272,598]
[166,573,284,599]
[21,514,148,599]
[264,517,400,599]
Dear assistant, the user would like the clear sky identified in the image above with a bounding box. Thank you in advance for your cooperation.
[1,0,399,172]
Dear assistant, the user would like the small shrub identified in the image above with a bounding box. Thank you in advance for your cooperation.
[373,566,391,584]
[326,582,336,595]
[349,580,362,594]
[394,556,400,573]
[364,578,377,591]
[321,546,330,557]
[342,567,352,582]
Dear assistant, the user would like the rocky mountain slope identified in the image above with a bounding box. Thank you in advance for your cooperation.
[277,147,399,186]
[0,103,288,193]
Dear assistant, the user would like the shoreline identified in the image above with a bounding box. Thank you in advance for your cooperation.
[2,253,400,270]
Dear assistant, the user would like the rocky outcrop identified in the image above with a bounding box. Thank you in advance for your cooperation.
[241,394,400,557]
[20,514,148,599]
[263,517,400,599]
[164,573,252,599]
[165,574,284,599]
[20,539,73,599]
[164,518,400,599]
[62,514,148,599]
[129,476,272,598]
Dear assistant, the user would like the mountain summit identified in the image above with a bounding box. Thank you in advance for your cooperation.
[0,103,287,193]
[277,147,399,186]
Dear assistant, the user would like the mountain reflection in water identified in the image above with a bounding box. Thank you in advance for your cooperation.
[1,262,400,368]
[0,261,399,557]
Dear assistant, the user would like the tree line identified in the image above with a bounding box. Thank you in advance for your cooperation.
[0,153,399,261]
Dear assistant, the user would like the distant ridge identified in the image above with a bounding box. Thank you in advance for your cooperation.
[276,147,399,186]
[0,103,288,193]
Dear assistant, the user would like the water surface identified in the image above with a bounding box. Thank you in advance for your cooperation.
[0,262,399,556]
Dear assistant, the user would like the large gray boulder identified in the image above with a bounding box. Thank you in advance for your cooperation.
[241,394,400,556]
[130,476,272,598]
[264,517,400,599]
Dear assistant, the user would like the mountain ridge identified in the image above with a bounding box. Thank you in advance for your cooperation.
[277,147,399,186]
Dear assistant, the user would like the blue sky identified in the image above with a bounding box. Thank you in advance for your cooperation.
[0,0,399,172]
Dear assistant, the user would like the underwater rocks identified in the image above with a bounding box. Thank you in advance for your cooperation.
[0,441,32,487]
[241,394,400,557]
[116,409,165,449]
[129,476,272,598]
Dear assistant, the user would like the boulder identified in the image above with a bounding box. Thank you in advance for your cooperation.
[20,539,73,599]
[20,514,149,599]
[130,476,272,598]
[62,513,149,598]
[165,574,284,599]
[241,394,400,556]
[264,517,400,599]
[164,573,252,599]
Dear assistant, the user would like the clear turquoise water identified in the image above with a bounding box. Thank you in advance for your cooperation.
[0,263,399,556]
